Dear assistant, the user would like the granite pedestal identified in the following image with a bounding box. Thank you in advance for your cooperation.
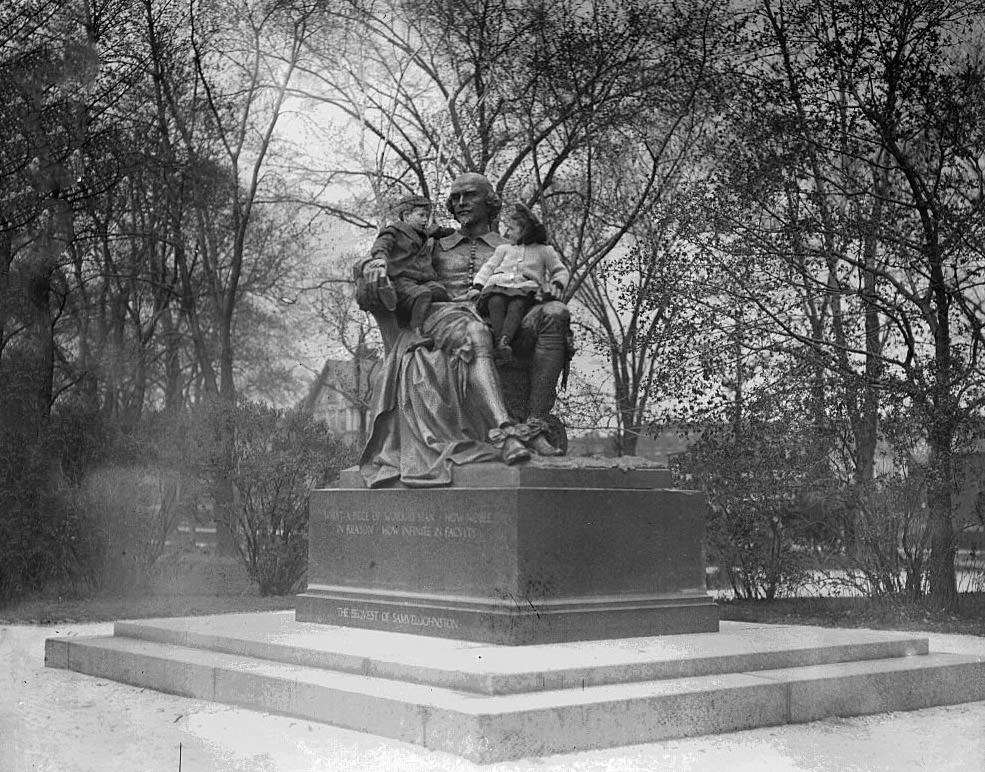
[44,613,985,763]
[295,460,719,644]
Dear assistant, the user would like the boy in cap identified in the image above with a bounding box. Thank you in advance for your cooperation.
[370,195,451,349]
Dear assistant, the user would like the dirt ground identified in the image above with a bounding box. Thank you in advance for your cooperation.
[2,621,984,772]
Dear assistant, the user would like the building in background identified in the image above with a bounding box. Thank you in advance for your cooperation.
[303,356,379,445]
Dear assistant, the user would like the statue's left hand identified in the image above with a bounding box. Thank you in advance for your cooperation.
[541,281,565,301]
[354,258,392,310]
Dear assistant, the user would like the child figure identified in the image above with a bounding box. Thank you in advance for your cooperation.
[471,202,569,363]
[370,194,450,349]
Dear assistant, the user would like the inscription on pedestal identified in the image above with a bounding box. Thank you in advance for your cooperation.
[326,509,491,539]
[335,605,462,631]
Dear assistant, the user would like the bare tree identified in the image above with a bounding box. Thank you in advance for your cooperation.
[705,0,985,610]
[287,0,735,449]
[301,263,381,445]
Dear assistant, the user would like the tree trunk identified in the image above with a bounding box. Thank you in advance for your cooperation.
[924,207,958,611]
[212,306,238,557]
[613,385,641,457]
[161,308,183,411]
[925,429,958,611]
[20,196,72,440]
[619,427,640,457]
[25,260,55,432]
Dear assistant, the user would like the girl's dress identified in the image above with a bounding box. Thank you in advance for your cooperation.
[473,242,569,312]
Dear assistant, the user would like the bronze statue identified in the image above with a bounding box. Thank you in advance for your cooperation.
[355,173,572,486]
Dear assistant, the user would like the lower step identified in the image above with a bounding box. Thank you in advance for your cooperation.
[45,633,985,763]
[109,613,931,695]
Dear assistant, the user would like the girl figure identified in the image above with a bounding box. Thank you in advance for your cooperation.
[471,202,570,362]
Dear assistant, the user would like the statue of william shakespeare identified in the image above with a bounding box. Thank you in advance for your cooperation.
[354,172,574,487]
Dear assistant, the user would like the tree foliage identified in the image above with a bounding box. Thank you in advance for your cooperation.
[693,0,985,610]
[0,0,353,596]
[3,0,985,607]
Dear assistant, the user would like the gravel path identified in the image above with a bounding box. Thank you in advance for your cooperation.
[2,623,984,772]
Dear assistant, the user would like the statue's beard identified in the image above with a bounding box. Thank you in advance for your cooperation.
[456,209,488,229]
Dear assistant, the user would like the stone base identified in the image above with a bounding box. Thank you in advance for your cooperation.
[44,612,985,763]
[296,589,718,645]
[301,462,718,644]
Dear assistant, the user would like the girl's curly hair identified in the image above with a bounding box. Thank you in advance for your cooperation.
[510,202,548,245]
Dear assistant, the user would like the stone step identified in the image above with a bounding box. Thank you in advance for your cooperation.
[110,613,929,695]
[44,627,985,763]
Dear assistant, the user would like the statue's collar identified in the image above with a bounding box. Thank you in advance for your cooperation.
[439,230,505,250]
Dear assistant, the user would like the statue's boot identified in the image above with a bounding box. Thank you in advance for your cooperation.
[501,436,531,464]
[467,321,512,425]
[525,330,566,456]
[526,431,562,456]
[466,320,530,464]
[527,333,566,419]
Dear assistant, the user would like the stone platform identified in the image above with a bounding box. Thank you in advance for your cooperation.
[297,460,718,644]
[45,612,985,763]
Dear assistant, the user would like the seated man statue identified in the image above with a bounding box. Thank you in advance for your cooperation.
[355,173,571,474]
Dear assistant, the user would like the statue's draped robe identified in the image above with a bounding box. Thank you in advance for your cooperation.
[359,232,506,487]
[359,302,501,487]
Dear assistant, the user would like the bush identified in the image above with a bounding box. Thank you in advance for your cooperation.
[0,442,85,602]
[676,421,816,600]
[814,470,932,600]
[45,401,116,485]
[0,402,104,602]
[0,398,356,602]
[224,402,354,596]
[70,466,182,595]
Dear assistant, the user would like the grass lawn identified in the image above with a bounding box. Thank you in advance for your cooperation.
[0,552,295,624]
[719,593,985,637]
[2,551,983,636]
[0,593,296,624]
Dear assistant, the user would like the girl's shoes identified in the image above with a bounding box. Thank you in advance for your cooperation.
[495,336,515,364]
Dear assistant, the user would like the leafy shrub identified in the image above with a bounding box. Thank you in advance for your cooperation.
[677,421,817,600]
[0,395,176,603]
[70,466,181,595]
[45,401,117,485]
[0,394,106,602]
[0,441,85,601]
[223,402,354,595]
[816,469,933,600]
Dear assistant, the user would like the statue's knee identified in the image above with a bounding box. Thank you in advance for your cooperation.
[520,301,566,329]
[465,319,491,340]
[465,319,494,354]
[538,301,570,332]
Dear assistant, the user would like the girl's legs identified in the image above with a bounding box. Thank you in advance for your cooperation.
[500,297,531,344]
[486,293,508,339]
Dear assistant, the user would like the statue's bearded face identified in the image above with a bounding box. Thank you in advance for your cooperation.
[448,178,491,227]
